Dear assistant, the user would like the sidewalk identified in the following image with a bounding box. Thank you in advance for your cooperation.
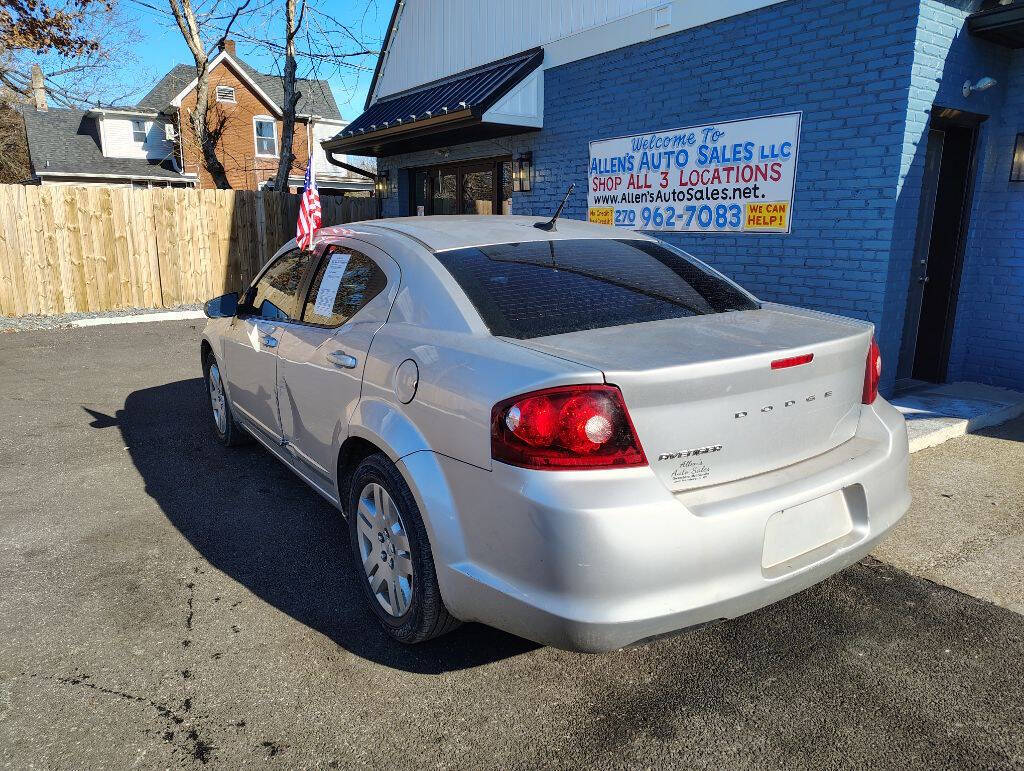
[891,381,1024,453]
[0,305,203,332]
[69,309,205,327]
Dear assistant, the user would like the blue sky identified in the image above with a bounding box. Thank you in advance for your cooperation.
[125,0,391,119]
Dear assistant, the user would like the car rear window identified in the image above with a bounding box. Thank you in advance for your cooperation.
[433,238,759,339]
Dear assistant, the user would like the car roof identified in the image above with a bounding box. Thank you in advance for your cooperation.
[315,215,656,252]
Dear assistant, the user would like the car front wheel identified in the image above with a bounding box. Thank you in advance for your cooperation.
[347,453,459,644]
[203,351,249,447]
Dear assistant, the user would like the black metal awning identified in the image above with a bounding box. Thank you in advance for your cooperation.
[968,1,1024,48]
[323,48,543,157]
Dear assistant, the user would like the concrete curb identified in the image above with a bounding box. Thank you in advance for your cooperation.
[894,382,1024,454]
[907,400,1024,453]
[69,310,206,327]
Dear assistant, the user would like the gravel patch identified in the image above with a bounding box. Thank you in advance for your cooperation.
[0,304,203,333]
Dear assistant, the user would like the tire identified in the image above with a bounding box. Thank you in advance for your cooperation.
[347,453,460,644]
[203,351,249,447]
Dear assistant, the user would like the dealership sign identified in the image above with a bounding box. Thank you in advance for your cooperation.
[588,112,801,234]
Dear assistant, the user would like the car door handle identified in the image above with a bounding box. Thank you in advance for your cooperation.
[261,334,278,348]
[328,350,358,369]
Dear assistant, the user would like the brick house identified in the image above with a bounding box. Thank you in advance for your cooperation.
[21,41,373,194]
[326,0,1024,392]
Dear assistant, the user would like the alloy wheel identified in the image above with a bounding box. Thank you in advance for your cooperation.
[208,362,227,434]
[356,482,414,617]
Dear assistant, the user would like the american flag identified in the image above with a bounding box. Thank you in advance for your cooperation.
[296,160,321,251]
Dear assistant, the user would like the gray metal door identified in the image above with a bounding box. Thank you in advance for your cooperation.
[896,128,944,384]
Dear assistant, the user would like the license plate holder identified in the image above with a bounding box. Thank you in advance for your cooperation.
[762,490,853,569]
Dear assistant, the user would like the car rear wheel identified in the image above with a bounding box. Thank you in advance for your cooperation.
[203,352,248,447]
[347,453,459,644]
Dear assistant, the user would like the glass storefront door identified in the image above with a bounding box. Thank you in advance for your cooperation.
[411,158,512,215]
[412,170,428,216]
[462,164,494,215]
[433,169,458,215]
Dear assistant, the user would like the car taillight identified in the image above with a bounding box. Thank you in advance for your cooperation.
[491,384,647,470]
[862,337,881,405]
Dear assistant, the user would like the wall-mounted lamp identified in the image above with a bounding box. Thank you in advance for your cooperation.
[963,76,997,98]
[375,170,390,199]
[1011,133,1024,183]
[513,152,533,192]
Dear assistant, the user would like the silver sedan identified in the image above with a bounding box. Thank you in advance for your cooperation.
[200,215,910,652]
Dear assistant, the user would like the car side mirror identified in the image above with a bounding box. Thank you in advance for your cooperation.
[204,292,239,318]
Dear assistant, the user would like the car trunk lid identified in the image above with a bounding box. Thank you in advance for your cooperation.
[510,306,872,492]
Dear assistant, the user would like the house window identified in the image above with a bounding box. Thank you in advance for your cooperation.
[254,117,277,157]
[216,85,236,103]
[132,119,149,144]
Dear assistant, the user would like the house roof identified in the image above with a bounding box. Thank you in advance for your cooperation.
[137,65,193,111]
[20,107,184,180]
[137,56,342,119]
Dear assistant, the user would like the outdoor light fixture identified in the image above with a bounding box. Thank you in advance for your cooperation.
[1012,133,1024,183]
[963,76,997,97]
[375,171,390,199]
[513,152,533,192]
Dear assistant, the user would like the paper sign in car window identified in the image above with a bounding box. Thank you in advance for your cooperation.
[313,253,351,317]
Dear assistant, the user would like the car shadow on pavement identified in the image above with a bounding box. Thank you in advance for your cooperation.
[114,378,539,673]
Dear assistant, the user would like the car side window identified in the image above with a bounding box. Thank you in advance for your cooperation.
[300,245,387,328]
[245,248,316,321]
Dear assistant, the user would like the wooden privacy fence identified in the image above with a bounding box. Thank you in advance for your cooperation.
[0,185,377,317]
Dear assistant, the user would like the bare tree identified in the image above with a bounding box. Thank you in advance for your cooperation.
[0,0,140,108]
[229,0,379,191]
[270,0,301,191]
[0,0,137,185]
[0,0,111,57]
[143,0,379,189]
[0,100,30,182]
[166,0,252,188]
[232,1,380,92]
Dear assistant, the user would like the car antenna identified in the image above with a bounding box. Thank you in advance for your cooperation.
[534,183,575,231]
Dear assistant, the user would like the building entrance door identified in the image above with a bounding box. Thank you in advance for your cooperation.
[410,158,511,215]
[897,110,983,386]
[461,162,496,214]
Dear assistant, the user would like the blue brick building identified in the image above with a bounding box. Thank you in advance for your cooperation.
[324,0,1024,393]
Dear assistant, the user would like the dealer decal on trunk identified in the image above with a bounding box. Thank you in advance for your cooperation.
[672,458,713,485]
[658,445,724,486]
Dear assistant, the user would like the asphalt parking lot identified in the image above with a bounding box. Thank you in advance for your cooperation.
[1,320,1023,769]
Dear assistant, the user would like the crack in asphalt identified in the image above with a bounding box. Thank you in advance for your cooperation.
[26,672,216,765]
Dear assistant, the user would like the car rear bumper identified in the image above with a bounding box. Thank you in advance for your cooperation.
[410,398,910,653]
